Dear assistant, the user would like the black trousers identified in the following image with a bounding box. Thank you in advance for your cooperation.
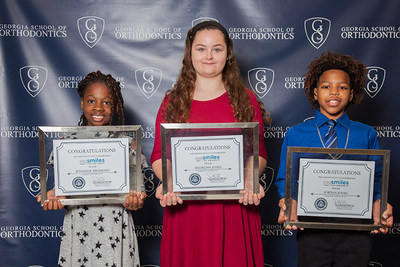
[297,229,371,267]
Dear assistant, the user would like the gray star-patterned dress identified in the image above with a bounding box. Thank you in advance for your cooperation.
[49,131,145,267]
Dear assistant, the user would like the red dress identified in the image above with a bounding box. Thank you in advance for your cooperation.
[151,90,267,267]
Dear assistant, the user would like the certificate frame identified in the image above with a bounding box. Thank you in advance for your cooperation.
[284,147,390,231]
[38,125,142,206]
[160,122,260,200]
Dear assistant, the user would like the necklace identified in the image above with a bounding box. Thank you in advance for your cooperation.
[316,123,350,160]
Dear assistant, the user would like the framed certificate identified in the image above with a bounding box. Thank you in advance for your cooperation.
[284,147,390,231]
[161,122,260,200]
[38,125,143,205]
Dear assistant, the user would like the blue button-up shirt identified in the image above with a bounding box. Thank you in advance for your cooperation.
[275,110,381,200]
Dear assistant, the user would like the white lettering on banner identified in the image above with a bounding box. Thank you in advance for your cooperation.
[263,126,287,139]
[229,27,295,40]
[284,76,305,89]
[341,26,400,39]
[0,225,63,239]
[141,126,155,139]
[114,26,182,40]
[57,75,125,89]
[134,225,163,237]
[261,224,294,237]
[0,126,64,139]
[0,23,67,38]
[373,125,400,138]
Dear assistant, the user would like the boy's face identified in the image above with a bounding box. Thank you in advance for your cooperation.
[81,82,112,126]
[314,69,353,120]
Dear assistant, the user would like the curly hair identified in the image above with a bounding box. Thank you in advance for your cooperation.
[164,22,271,125]
[77,70,125,126]
[303,51,367,110]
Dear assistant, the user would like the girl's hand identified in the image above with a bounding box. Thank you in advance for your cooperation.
[123,190,146,210]
[36,189,65,211]
[155,185,183,207]
[239,184,265,206]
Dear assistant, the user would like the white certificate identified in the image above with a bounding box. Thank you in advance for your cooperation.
[297,158,375,219]
[53,138,130,196]
[170,135,244,192]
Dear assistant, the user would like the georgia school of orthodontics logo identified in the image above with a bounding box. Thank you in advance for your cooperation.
[143,166,160,197]
[248,68,275,99]
[260,166,274,194]
[19,66,48,97]
[135,67,162,98]
[365,66,386,98]
[21,166,47,197]
[304,17,331,49]
[77,16,105,48]
[368,262,383,267]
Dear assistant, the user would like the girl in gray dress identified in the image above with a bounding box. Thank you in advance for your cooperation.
[38,71,146,267]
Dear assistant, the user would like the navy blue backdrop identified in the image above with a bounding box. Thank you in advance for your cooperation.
[1,0,399,266]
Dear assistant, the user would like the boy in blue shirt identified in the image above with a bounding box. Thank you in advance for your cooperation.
[275,51,393,266]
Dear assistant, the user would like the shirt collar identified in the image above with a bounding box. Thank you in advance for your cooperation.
[315,110,350,129]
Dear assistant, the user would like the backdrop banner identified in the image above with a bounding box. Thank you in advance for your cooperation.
[1,0,399,266]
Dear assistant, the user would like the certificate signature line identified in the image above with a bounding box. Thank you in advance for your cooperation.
[67,171,117,175]
[311,193,360,197]
[184,168,231,171]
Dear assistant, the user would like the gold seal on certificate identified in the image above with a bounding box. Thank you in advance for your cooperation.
[161,122,260,200]
[284,147,390,231]
[38,126,143,205]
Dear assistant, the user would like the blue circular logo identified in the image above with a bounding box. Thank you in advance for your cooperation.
[314,198,327,210]
[189,173,201,186]
[72,177,85,189]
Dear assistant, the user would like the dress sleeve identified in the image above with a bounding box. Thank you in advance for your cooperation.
[246,89,268,161]
[150,96,168,164]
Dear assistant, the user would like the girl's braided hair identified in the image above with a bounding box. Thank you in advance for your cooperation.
[77,70,125,126]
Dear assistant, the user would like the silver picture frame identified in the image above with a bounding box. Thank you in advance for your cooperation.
[161,122,260,200]
[284,146,390,231]
[38,125,142,206]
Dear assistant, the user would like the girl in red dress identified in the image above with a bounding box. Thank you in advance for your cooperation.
[151,21,270,267]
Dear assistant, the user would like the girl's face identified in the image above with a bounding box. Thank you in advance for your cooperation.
[314,69,354,120]
[80,82,112,126]
[191,29,228,79]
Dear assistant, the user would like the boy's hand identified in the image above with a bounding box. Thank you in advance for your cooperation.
[278,197,301,230]
[36,189,65,211]
[155,184,183,207]
[123,190,146,210]
[372,200,393,234]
